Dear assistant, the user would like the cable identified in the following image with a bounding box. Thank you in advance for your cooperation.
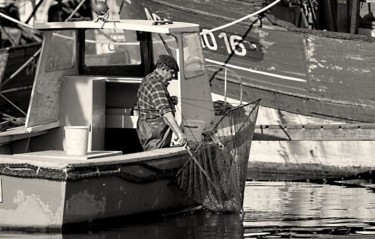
[108,21,118,51]
[201,0,281,35]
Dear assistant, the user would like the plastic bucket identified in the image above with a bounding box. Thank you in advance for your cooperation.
[64,126,89,156]
[184,120,206,143]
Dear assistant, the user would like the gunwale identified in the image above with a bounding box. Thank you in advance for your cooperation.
[34,20,200,34]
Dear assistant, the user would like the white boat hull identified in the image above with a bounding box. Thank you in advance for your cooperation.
[0,149,194,230]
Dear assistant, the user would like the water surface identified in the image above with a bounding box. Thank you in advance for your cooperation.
[2,181,375,238]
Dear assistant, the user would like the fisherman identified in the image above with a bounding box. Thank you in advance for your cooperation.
[136,54,187,151]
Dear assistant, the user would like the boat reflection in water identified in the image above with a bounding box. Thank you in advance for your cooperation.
[0,213,245,239]
[2,182,375,238]
[243,181,375,237]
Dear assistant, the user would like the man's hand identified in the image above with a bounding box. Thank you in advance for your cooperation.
[175,132,187,146]
[163,112,187,146]
[170,96,178,105]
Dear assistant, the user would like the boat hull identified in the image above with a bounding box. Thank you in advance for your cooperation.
[0,149,194,230]
[121,0,375,182]
[0,176,65,230]
[125,0,375,123]
[249,140,375,181]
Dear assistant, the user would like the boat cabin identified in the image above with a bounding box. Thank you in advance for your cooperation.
[0,20,215,155]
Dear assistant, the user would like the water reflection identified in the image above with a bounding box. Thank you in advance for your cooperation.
[0,213,244,239]
[243,181,375,237]
[2,182,375,238]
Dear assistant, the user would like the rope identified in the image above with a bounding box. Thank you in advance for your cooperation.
[108,21,118,51]
[0,93,27,116]
[65,0,87,21]
[0,161,180,183]
[0,12,33,29]
[200,0,281,34]
[25,0,46,24]
[159,34,173,57]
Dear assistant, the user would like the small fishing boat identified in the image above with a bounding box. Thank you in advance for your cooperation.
[0,15,259,230]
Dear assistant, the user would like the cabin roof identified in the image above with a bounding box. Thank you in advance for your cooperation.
[34,19,200,34]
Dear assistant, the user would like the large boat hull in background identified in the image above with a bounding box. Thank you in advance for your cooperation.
[122,0,375,123]
[0,43,41,117]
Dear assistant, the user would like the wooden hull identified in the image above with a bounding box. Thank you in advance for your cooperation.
[249,122,375,181]
[212,95,375,181]
[247,124,375,181]
[248,140,375,181]
[0,149,194,230]
[124,0,375,123]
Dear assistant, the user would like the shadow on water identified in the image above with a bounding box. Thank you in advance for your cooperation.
[2,182,375,238]
[0,212,245,239]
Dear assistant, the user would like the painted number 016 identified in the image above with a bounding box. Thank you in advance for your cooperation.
[201,30,251,56]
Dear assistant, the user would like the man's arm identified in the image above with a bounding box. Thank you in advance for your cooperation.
[163,112,187,146]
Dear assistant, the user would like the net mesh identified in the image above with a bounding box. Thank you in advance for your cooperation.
[175,99,260,213]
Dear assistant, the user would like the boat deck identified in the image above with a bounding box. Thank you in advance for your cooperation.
[0,147,186,170]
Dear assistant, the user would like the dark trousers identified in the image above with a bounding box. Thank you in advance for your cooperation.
[136,117,172,151]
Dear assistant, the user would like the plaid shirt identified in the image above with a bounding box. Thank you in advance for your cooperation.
[137,71,174,120]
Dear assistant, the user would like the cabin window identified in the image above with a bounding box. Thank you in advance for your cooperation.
[182,33,205,79]
[46,30,75,71]
[152,33,178,65]
[84,29,142,66]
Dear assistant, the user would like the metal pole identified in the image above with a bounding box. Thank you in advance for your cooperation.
[224,68,227,103]
[239,76,243,105]
[65,0,87,21]
[0,12,33,29]
[0,93,27,116]
[25,0,46,24]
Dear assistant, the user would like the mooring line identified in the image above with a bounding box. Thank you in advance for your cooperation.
[200,0,281,34]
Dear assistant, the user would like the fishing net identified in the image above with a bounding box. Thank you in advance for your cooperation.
[175,99,260,213]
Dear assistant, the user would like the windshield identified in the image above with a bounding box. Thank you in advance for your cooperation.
[46,30,75,71]
[182,33,205,79]
[152,33,178,65]
[85,28,142,66]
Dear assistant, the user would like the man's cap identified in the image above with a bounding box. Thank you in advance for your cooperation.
[157,55,179,72]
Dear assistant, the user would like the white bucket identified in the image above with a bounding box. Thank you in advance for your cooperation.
[184,120,206,143]
[64,126,89,156]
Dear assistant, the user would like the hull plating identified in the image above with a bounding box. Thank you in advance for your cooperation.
[124,0,375,122]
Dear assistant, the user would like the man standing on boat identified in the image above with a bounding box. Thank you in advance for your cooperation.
[136,55,187,151]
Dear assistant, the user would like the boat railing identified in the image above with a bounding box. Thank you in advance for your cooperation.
[206,64,243,105]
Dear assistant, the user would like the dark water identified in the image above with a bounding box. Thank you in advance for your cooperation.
[2,182,375,238]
